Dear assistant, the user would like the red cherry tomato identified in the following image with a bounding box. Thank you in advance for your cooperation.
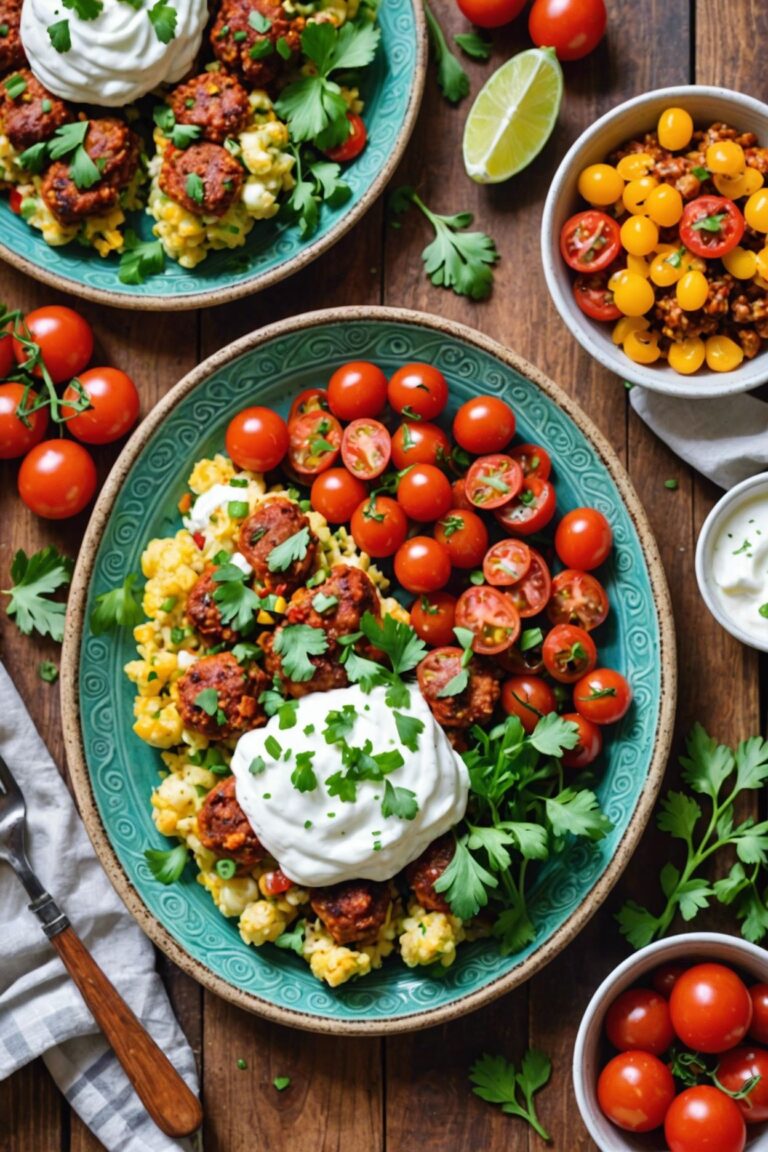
[560,210,621,273]
[8,187,22,214]
[394,536,452,594]
[260,868,293,896]
[560,712,603,769]
[573,667,632,725]
[350,494,408,558]
[652,963,686,999]
[453,396,516,454]
[0,383,48,459]
[509,443,552,480]
[680,195,745,259]
[410,591,457,648]
[391,421,451,470]
[466,454,523,509]
[18,439,98,519]
[555,507,613,570]
[451,476,473,511]
[716,1046,768,1123]
[288,387,329,422]
[748,984,768,1045]
[597,1050,675,1133]
[455,0,527,27]
[548,569,609,630]
[455,585,521,655]
[310,468,367,524]
[573,270,622,321]
[340,417,391,480]
[482,538,532,586]
[225,406,290,473]
[288,410,342,476]
[494,476,556,535]
[501,674,557,734]
[327,361,388,421]
[529,0,607,61]
[542,623,597,683]
[0,330,14,377]
[13,305,94,384]
[669,963,753,1054]
[387,363,448,421]
[61,367,140,445]
[324,112,367,162]
[396,463,453,521]
[497,634,545,676]
[604,988,675,1057]
[505,548,552,617]
[664,1086,746,1152]
[434,507,489,568]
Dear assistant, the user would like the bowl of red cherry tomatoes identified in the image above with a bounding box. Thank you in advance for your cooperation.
[573,932,768,1152]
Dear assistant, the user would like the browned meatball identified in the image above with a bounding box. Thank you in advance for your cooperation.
[405,835,455,915]
[158,141,244,217]
[177,652,268,738]
[210,0,303,88]
[167,72,250,145]
[197,776,266,868]
[186,567,239,645]
[284,565,381,640]
[310,880,391,946]
[238,498,317,592]
[40,117,140,225]
[261,629,349,699]
[0,0,26,74]
[0,70,71,151]
[416,647,500,729]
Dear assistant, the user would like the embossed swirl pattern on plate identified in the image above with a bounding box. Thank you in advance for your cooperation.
[80,317,664,1023]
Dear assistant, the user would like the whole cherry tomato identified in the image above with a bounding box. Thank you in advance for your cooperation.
[560,712,603,769]
[410,591,457,648]
[0,382,48,459]
[748,984,768,1045]
[573,667,632,725]
[225,406,289,473]
[350,494,408,558]
[394,536,452,594]
[396,463,453,521]
[18,439,97,519]
[652,963,686,999]
[324,112,367,163]
[61,367,140,445]
[391,421,451,470]
[434,507,489,568]
[0,330,14,377]
[604,988,675,1056]
[388,363,449,421]
[327,361,387,421]
[529,0,607,61]
[13,305,94,384]
[597,1050,675,1133]
[310,468,367,524]
[664,1086,746,1152]
[669,963,753,1054]
[452,396,516,454]
[555,507,613,570]
[717,1046,768,1123]
[501,674,557,734]
[455,0,527,28]
[542,623,597,683]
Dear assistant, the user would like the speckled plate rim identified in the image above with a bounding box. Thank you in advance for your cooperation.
[0,4,426,312]
[61,305,677,1035]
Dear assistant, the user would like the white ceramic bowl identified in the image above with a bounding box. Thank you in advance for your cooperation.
[573,932,768,1151]
[695,471,768,651]
[541,86,768,398]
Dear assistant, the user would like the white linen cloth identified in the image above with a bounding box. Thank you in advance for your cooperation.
[629,387,768,489]
[0,662,200,1152]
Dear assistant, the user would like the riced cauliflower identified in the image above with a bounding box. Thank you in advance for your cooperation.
[399,903,466,969]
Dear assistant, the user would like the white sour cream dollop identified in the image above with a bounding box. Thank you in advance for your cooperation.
[230,685,469,887]
[21,0,209,107]
[710,493,768,644]
[183,484,252,535]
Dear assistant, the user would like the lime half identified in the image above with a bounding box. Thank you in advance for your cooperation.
[463,47,564,184]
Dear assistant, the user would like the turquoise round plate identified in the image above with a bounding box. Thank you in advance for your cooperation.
[62,308,676,1034]
[0,4,425,310]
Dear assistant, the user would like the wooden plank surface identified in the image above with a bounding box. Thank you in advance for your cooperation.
[1,1,765,1149]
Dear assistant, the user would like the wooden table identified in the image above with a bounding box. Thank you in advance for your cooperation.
[1,1,765,1147]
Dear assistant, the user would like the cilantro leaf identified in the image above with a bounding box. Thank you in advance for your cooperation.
[69,145,101,190]
[500,821,549,861]
[119,229,166,285]
[390,187,498,300]
[326,770,357,802]
[434,835,497,919]
[47,18,71,51]
[454,31,492,60]
[3,547,74,642]
[615,901,662,950]
[344,649,386,691]
[528,712,580,757]
[467,825,514,872]
[393,711,424,752]
[381,779,419,822]
[144,843,188,885]
[274,919,305,954]
[360,611,427,676]
[63,0,102,18]
[713,862,749,906]
[212,561,261,631]
[734,735,768,792]
[657,790,701,842]
[493,904,537,955]
[424,0,469,104]
[148,0,177,43]
[680,722,734,801]
[469,1049,551,1141]
[49,119,88,160]
[323,704,357,744]
[291,750,318,793]
[676,878,714,921]
[273,623,328,681]
[545,788,612,842]
[267,527,310,573]
[90,573,144,636]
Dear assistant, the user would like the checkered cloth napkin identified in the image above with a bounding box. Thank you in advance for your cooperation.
[0,662,200,1152]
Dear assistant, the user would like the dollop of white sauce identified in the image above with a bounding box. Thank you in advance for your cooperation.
[21,0,208,107]
[711,494,768,643]
[183,484,252,534]
[230,685,469,887]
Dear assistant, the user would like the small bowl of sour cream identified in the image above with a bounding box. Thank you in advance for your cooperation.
[695,472,768,651]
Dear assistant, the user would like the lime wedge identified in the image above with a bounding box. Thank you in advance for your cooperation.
[463,47,564,184]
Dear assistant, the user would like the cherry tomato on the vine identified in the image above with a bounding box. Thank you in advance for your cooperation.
[13,305,94,384]
[542,622,597,683]
[529,0,607,61]
[394,536,452,594]
[456,0,527,28]
[597,1050,675,1133]
[327,361,387,421]
[669,963,753,1054]
[388,363,448,421]
[61,367,140,445]
[664,1086,746,1152]
[324,112,367,163]
[225,406,289,473]
[452,396,516,454]
[310,468,368,524]
[604,988,675,1057]
[391,421,451,470]
[410,591,457,648]
[555,507,613,570]
[501,674,557,734]
[434,507,489,568]
[573,667,632,725]
[0,383,48,459]
[0,330,14,377]
[350,494,408,558]
[396,463,453,521]
[18,439,97,519]
[560,712,603,768]
[716,1047,768,1123]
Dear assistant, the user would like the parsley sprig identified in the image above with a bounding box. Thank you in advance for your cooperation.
[118,229,166,286]
[90,573,144,635]
[3,547,74,642]
[282,150,352,238]
[470,1050,552,1141]
[423,0,469,104]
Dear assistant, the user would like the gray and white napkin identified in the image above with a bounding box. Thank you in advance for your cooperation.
[0,661,200,1152]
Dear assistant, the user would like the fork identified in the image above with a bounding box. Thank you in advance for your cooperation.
[0,753,203,1139]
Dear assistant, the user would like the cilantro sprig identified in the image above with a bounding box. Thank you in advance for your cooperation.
[3,547,74,643]
[90,573,144,636]
[423,0,469,104]
[144,842,188,885]
[470,1049,552,1141]
[118,229,166,285]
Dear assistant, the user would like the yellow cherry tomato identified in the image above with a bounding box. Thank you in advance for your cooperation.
[705,141,745,178]
[676,270,709,311]
[657,107,694,151]
[722,246,758,279]
[616,152,654,180]
[622,176,659,215]
[613,272,655,317]
[681,249,707,274]
[713,167,764,199]
[623,328,661,364]
[612,315,650,345]
[577,163,625,206]
[608,267,631,292]
[745,189,768,232]
[620,214,659,256]
[645,184,684,227]
[668,337,706,375]
[650,248,685,287]
[626,253,651,278]
[705,335,744,372]
[756,249,768,280]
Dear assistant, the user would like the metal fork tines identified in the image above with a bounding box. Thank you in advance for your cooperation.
[0,753,70,937]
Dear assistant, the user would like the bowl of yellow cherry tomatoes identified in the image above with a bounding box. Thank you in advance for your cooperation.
[541,86,768,398]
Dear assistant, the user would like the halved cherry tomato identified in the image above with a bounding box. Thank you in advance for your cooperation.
[61,367,140,445]
[327,361,387,420]
[505,548,552,617]
[410,591,457,648]
[560,210,621,273]
[573,667,632,725]
[340,417,391,480]
[18,439,98,519]
[0,383,48,459]
[434,508,489,568]
[391,421,451,470]
[396,463,452,521]
[664,1086,746,1152]
[669,963,753,1055]
[483,539,532,586]
[452,396,516,454]
[225,406,289,473]
[555,507,613,570]
[561,712,603,769]
[388,363,448,421]
[573,270,622,320]
[679,195,745,259]
[394,536,452,594]
[288,387,329,422]
[542,623,597,683]
[501,674,557,734]
[604,988,675,1057]
[509,443,552,480]
[260,868,293,896]
[12,305,94,384]
[548,569,609,630]
[466,453,523,509]
[324,112,367,163]
[455,585,521,655]
[310,468,367,524]
[350,494,408,558]
[494,476,556,535]
[716,1047,768,1123]
[287,410,341,476]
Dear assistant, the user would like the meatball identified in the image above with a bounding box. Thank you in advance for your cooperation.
[262,629,349,698]
[416,647,500,729]
[309,880,391,946]
[40,117,140,225]
[210,0,303,88]
[177,652,268,739]
[0,0,25,74]
[197,776,265,868]
[185,567,238,645]
[405,835,455,915]
[0,70,71,152]
[238,498,317,592]
[158,141,244,217]
[167,72,250,145]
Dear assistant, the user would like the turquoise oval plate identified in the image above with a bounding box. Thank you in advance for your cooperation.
[0,4,425,311]
[63,308,676,1034]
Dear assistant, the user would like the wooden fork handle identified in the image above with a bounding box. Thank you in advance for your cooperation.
[49,924,203,1138]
